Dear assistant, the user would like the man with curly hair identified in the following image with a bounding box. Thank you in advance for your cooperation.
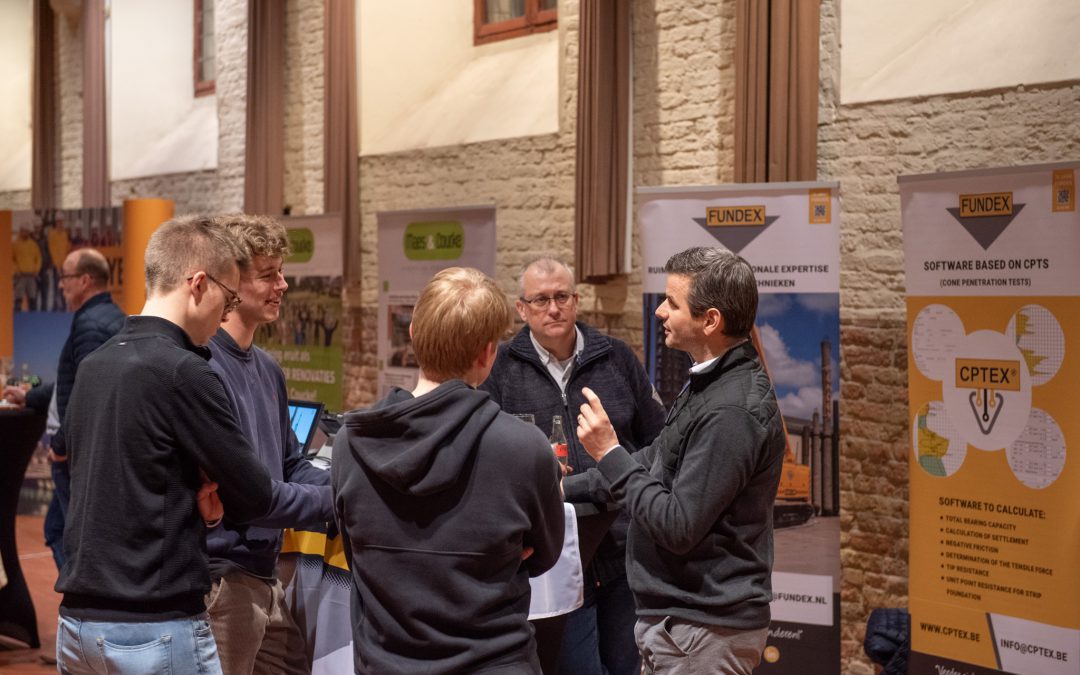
[204,215,334,674]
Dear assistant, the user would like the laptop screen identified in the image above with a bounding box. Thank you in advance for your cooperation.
[287,399,324,455]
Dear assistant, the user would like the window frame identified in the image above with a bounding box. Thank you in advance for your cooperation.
[473,0,557,46]
[193,0,215,97]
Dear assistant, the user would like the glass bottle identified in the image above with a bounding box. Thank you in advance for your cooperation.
[549,415,568,467]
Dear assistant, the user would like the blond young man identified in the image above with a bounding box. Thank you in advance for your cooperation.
[204,215,333,674]
[56,216,273,675]
[332,267,565,674]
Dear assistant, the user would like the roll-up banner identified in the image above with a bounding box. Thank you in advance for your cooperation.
[5,206,130,513]
[259,214,346,411]
[637,182,841,674]
[375,205,496,397]
[901,162,1080,674]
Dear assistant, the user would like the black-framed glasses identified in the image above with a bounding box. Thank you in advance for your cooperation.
[187,273,242,312]
[519,291,577,310]
[57,272,86,284]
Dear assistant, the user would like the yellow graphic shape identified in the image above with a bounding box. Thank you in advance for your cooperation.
[1013,311,1049,378]
[917,409,949,477]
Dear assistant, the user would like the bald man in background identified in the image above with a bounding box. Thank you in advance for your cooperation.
[3,248,125,570]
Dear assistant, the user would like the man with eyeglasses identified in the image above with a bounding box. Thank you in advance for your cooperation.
[55,216,273,674]
[203,215,332,674]
[2,248,124,571]
[480,255,666,675]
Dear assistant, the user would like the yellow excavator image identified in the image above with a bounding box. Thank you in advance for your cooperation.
[750,327,817,528]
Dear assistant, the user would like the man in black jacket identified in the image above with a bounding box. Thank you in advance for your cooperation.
[205,215,333,673]
[480,256,665,675]
[2,248,124,571]
[56,216,273,675]
[571,247,786,674]
[332,267,565,674]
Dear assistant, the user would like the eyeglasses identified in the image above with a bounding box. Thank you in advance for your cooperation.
[57,272,86,284]
[519,292,577,310]
[187,273,242,312]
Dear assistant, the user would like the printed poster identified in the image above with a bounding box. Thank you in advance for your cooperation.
[258,214,345,411]
[375,206,496,397]
[637,183,842,674]
[901,162,1080,674]
[5,207,124,515]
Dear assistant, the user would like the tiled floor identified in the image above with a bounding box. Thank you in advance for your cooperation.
[0,515,60,674]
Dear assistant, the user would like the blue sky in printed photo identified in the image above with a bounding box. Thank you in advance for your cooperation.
[756,293,840,422]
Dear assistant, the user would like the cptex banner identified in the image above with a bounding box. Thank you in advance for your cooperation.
[637,182,841,674]
[901,162,1080,674]
[258,214,345,411]
[376,206,496,397]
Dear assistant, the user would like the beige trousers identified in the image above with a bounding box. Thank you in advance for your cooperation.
[205,571,310,674]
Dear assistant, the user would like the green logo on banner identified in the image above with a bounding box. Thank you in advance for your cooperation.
[286,228,315,263]
[403,221,464,260]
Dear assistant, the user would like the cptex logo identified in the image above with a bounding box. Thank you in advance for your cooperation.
[403,221,464,260]
[955,359,1020,392]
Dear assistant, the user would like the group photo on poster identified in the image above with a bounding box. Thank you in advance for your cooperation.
[257,214,346,412]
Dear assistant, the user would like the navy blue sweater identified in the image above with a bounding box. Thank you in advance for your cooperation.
[50,291,125,456]
[206,328,333,579]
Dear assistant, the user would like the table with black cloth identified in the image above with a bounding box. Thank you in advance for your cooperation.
[0,407,46,649]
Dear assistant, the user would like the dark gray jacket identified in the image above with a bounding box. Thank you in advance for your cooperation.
[564,341,786,629]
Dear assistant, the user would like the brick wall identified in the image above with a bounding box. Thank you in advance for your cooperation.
[0,189,30,210]
[110,0,248,214]
[283,0,324,215]
[344,0,584,406]
[6,5,1079,672]
[57,10,81,209]
[818,1,1080,671]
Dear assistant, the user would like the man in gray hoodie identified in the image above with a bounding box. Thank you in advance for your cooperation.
[331,267,565,674]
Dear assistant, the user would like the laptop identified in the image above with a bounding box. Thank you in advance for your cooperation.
[287,399,325,456]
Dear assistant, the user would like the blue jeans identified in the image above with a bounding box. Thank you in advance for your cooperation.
[44,461,71,571]
[56,614,223,675]
[558,573,640,675]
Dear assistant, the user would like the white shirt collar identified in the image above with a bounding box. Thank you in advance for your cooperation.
[529,326,584,366]
[689,338,749,374]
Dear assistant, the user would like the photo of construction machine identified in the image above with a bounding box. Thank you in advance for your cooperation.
[751,329,838,528]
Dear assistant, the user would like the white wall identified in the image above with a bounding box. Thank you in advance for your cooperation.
[109,0,218,180]
[0,0,33,191]
[358,0,559,156]
[841,0,1080,103]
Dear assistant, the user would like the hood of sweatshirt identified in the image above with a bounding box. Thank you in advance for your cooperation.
[342,379,499,496]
